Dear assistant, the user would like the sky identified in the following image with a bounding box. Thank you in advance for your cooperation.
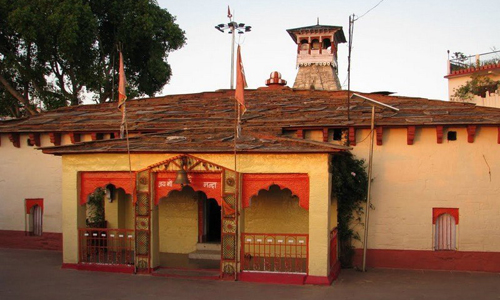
[158,0,500,101]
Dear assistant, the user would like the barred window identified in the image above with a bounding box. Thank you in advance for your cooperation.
[433,208,458,251]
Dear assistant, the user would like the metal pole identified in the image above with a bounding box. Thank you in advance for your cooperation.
[230,22,236,89]
[347,15,354,121]
[362,105,375,272]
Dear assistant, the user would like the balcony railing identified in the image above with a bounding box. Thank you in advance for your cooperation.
[449,50,500,74]
[241,233,308,274]
[78,228,134,265]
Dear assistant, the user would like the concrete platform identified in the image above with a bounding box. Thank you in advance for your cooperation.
[1,248,499,300]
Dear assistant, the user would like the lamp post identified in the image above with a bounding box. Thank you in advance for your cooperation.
[215,12,251,89]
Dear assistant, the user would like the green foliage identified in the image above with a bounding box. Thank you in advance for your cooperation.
[330,153,368,267]
[451,52,467,62]
[86,187,105,227]
[452,74,500,101]
[0,0,186,117]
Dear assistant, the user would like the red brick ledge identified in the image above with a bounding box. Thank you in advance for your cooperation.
[62,263,134,274]
[0,230,62,251]
[353,249,500,273]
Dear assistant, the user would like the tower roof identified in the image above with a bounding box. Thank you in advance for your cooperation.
[286,24,347,43]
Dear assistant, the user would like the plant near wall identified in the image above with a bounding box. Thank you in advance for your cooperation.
[86,187,106,228]
[330,153,368,268]
[452,74,500,101]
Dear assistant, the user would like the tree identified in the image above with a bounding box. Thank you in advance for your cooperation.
[0,0,186,117]
[452,74,500,101]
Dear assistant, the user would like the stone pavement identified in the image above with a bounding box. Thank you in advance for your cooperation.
[0,248,499,300]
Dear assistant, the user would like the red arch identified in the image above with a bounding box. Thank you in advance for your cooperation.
[433,208,459,224]
[241,174,309,210]
[79,172,135,205]
[155,172,222,205]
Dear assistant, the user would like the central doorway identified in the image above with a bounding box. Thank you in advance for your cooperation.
[203,198,221,243]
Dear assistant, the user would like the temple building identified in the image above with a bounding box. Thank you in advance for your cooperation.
[0,23,499,285]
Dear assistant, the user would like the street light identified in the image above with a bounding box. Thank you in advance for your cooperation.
[215,13,251,89]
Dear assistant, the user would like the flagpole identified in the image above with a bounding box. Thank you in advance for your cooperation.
[230,24,236,90]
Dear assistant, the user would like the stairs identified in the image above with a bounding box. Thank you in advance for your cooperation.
[188,243,221,261]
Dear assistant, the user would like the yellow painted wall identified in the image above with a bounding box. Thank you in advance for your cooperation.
[158,189,198,254]
[244,186,308,234]
[61,153,331,276]
[104,189,133,230]
[0,133,62,233]
[306,126,500,253]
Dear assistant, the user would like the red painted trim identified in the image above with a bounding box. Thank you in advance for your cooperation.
[433,208,459,224]
[0,230,62,251]
[436,126,443,144]
[296,129,304,139]
[322,128,328,142]
[467,125,476,143]
[25,198,43,214]
[445,63,500,78]
[239,272,306,285]
[407,126,416,145]
[8,133,20,148]
[155,172,222,205]
[79,171,136,205]
[329,260,341,281]
[349,127,356,146]
[353,249,500,273]
[63,263,134,274]
[69,132,81,144]
[304,275,333,285]
[241,173,309,210]
[376,127,383,146]
[49,132,61,146]
[28,133,41,146]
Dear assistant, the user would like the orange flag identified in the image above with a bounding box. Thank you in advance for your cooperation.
[235,45,247,113]
[117,51,127,138]
[118,51,127,112]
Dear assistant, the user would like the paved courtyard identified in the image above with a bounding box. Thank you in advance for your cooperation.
[0,248,499,300]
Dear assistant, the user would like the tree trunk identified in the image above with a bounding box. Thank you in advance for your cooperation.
[0,74,38,115]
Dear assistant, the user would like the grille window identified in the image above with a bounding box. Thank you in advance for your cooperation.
[435,213,456,250]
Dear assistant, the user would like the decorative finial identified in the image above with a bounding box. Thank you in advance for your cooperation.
[317,17,319,25]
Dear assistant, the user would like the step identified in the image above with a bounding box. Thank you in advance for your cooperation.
[188,250,221,261]
[196,243,221,251]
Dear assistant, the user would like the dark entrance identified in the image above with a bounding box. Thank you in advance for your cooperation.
[205,198,221,243]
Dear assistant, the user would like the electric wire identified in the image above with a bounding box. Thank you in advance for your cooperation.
[354,0,385,21]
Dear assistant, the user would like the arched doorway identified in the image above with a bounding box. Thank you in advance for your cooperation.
[156,186,221,270]
[138,154,238,278]
[204,198,221,243]
[29,205,43,236]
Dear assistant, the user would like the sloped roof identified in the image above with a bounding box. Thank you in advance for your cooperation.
[286,24,347,43]
[41,128,349,155]
[3,87,500,154]
[2,88,500,135]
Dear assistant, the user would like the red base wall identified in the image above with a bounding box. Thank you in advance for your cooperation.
[0,230,62,251]
[353,249,500,273]
[62,263,134,274]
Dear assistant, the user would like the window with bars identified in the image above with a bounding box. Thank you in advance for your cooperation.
[25,199,43,236]
[433,208,458,251]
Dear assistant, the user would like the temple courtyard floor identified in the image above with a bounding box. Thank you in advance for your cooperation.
[0,248,498,300]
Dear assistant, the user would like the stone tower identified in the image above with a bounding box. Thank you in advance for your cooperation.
[287,24,346,91]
